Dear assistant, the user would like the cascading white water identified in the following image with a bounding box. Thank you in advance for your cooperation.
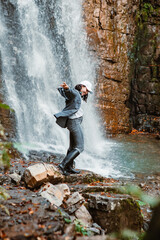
[0,0,124,178]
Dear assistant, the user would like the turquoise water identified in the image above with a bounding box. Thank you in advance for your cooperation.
[76,134,160,179]
[109,134,160,177]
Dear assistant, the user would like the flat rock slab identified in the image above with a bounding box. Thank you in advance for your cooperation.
[65,172,105,184]
[84,193,143,233]
[70,183,121,194]
[23,163,64,188]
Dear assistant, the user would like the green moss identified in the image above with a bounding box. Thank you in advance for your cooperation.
[129,0,158,69]
[141,3,154,21]
[125,198,140,209]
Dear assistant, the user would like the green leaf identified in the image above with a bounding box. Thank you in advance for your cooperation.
[136,200,146,206]
[64,218,72,224]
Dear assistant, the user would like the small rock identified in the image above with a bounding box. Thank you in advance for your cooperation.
[92,222,105,234]
[9,172,21,185]
[88,227,100,235]
[92,223,102,230]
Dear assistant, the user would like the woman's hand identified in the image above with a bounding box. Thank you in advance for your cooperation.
[60,82,69,89]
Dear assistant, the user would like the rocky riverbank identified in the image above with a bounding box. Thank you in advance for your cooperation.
[0,151,160,240]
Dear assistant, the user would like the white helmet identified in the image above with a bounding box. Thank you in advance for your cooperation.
[80,81,93,93]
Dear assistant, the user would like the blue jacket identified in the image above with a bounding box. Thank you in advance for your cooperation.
[54,87,81,128]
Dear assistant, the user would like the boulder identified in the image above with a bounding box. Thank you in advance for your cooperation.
[85,193,143,233]
[39,183,70,206]
[23,163,63,188]
[75,205,92,227]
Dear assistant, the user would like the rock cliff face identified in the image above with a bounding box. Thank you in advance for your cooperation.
[83,0,160,134]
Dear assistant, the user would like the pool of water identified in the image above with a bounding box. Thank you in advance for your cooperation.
[112,134,160,175]
[77,134,160,179]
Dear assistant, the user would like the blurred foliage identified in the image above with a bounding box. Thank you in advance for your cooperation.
[0,142,12,172]
[110,229,146,240]
[0,186,10,201]
[119,184,160,208]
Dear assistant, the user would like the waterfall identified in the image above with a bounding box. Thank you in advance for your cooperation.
[0,0,123,177]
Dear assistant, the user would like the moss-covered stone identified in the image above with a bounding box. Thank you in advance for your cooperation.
[85,193,143,233]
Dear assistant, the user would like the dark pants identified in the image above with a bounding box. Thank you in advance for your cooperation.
[66,116,84,153]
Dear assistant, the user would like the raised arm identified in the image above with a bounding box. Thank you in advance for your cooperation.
[58,82,78,99]
[60,82,69,90]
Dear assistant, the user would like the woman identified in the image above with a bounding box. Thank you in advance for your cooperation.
[54,81,93,176]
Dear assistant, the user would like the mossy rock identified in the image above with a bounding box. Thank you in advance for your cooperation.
[85,193,143,234]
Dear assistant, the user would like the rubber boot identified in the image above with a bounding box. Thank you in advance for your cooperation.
[68,160,80,174]
[65,149,80,174]
[58,149,80,176]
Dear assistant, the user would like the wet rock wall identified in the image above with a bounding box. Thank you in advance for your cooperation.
[129,0,160,133]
